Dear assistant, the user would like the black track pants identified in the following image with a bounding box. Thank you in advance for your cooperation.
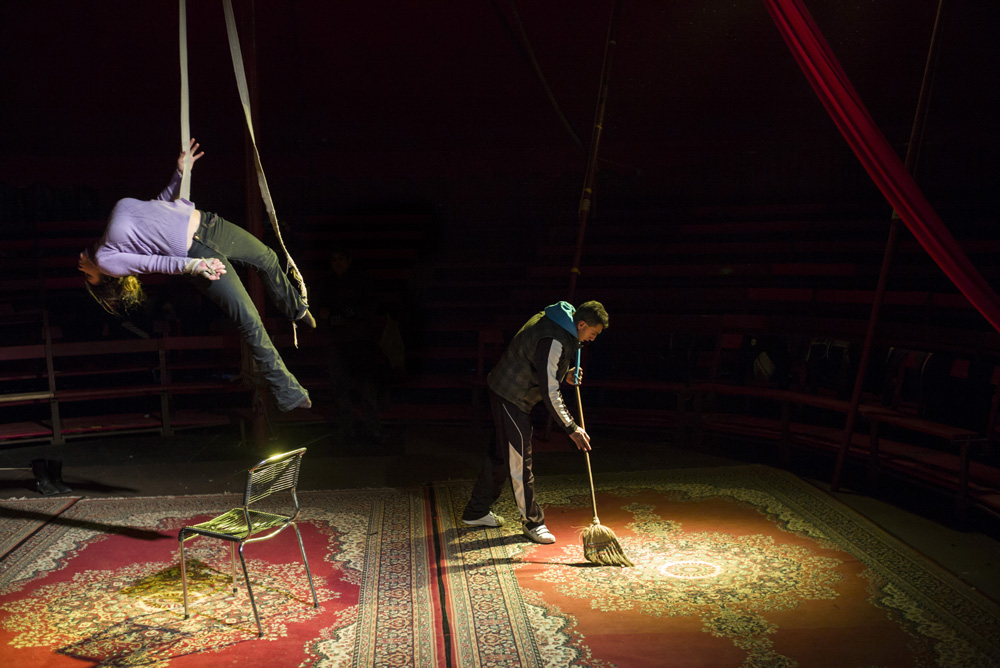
[462,390,544,528]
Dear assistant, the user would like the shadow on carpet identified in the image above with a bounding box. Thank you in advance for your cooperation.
[0,489,442,667]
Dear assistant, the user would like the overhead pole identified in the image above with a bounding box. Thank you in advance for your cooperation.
[542,0,622,442]
[567,0,624,303]
[830,0,946,492]
[229,0,270,443]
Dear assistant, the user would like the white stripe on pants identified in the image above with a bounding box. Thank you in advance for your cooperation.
[462,390,544,527]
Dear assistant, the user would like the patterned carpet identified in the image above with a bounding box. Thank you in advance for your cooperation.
[0,496,79,560]
[2,467,999,667]
[434,465,1000,668]
[0,489,443,667]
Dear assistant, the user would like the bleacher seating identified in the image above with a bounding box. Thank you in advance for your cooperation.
[3,204,1000,522]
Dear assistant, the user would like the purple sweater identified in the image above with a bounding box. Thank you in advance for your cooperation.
[92,171,198,277]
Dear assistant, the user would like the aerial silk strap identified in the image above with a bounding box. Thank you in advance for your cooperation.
[178,0,192,200]
[221,0,308,343]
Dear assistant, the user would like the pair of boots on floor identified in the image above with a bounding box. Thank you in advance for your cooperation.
[32,458,71,495]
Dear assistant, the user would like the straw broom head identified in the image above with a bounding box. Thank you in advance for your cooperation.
[582,519,634,567]
[573,367,633,567]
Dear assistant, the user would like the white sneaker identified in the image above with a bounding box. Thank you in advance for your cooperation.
[462,511,504,527]
[523,524,556,544]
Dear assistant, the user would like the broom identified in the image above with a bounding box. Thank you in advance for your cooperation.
[575,360,633,567]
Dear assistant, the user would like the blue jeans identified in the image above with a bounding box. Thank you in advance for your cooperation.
[188,211,309,411]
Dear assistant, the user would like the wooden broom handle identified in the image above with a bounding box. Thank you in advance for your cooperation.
[576,384,600,522]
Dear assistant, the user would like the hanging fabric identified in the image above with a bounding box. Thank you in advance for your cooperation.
[178,0,192,200]
[221,0,308,310]
[762,0,1000,333]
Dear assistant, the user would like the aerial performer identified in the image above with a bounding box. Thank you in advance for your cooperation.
[76,139,316,412]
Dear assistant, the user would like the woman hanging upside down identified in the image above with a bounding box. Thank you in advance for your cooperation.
[77,139,315,412]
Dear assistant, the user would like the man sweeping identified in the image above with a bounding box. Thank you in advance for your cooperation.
[462,301,608,544]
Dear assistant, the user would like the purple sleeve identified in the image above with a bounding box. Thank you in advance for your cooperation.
[95,251,191,277]
[157,170,183,202]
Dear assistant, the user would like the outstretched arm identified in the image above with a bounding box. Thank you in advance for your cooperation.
[95,252,227,279]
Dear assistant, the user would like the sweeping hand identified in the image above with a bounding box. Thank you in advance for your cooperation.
[566,367,582,385]
[570,427,591,451]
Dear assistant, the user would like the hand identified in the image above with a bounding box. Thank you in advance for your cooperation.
[566,367,582,385]
[569,427,591,452]
[177,138,204,174]
[197,258,226,281]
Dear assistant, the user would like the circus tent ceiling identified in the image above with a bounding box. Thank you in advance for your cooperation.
[1,1,996,215]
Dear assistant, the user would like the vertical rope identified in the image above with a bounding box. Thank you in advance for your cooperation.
[222,0,307,344]
[178,0,192,200]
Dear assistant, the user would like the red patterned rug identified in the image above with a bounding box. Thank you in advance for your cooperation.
[0,489,443,667]
[5,470,1000,667]
[433,465,1000,668]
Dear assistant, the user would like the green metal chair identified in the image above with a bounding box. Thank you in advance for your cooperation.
[178,447,318,637]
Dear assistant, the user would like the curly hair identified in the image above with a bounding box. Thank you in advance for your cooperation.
[81,246,145,314]
[85,274,146,315]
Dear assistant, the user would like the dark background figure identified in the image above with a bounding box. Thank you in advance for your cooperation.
[315,247,385,447]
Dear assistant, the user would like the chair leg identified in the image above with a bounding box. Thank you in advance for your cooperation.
[230,542,238,594]
[237,544,264,638]
[179,538,190,620]
[293,523,319,608]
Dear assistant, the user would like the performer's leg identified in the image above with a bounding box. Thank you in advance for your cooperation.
[193,212,307,321]
[188,238,309,412]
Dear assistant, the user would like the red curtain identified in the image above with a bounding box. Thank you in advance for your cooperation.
[762,0,1000,333]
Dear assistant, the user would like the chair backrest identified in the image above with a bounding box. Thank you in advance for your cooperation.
[710,333,745,381]
[882,348,932,415]
[243,447,307,506]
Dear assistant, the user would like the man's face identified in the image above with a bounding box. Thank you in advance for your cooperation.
[577,321,604,342]
[78,252,101,285]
